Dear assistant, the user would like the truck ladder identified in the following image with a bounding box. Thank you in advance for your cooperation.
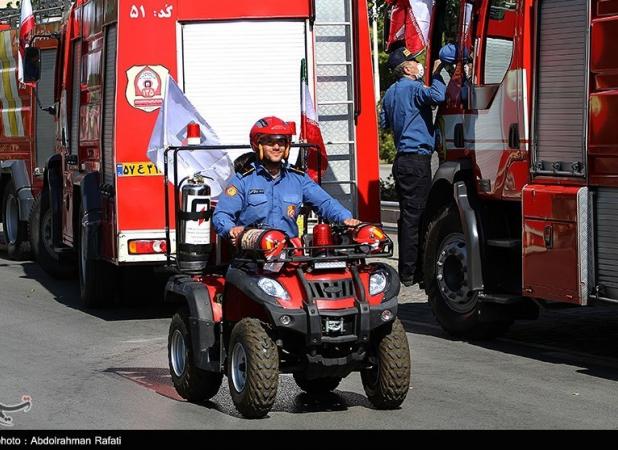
[313,0,358,215]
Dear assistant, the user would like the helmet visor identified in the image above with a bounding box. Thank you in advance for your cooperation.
[259,135,290,147]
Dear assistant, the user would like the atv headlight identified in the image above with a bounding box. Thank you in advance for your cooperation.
[369,271,389,296]
[257,277,290,300]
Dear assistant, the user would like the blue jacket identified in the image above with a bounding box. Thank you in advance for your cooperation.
[380,74,446,155]
[213,162,352,238]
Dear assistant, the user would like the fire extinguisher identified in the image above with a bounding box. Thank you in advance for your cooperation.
[177,174,212,273]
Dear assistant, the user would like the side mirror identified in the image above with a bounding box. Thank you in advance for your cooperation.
[23,47,41,83]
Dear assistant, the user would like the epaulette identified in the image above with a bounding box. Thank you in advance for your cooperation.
[241,167,256,177]
[288,166,305,175]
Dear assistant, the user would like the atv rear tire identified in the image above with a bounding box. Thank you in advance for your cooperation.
[423,205,512,339]
[293,373,341,394]
[361,318,410,409]
[228,318,279,419]
[29,193,74,279]
[169,310,223,402]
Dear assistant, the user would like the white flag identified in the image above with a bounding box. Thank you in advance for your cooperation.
[147,76,234,198]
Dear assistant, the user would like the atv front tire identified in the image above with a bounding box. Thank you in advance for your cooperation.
[228,318,279,419]
[361,318,410,409]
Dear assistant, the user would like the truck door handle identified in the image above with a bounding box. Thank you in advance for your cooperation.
[544,225,553,249]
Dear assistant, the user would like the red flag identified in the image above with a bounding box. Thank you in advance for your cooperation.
[300,59,327,183]
[385,0,433,57]
[18,0,36,86]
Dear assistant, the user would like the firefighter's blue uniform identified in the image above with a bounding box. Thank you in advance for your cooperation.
[213,162,352,238]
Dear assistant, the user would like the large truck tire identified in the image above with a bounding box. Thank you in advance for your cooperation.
[2,180,28,260]
[293,374,341,395]
[423,205,512,339]
[29,193,74,279]
[77,204,116,308]
[169,309,223,402]
[361,318,410,409]
[228,318,279,419]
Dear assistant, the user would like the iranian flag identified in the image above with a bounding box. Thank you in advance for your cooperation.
[300,59,327,183]
[18,0,36,86]
[385,0,433,57]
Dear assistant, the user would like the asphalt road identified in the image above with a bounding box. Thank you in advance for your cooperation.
[1,251,617,429]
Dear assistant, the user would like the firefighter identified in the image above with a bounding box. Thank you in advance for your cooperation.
[380,46,446,286]
[213,116,360,244]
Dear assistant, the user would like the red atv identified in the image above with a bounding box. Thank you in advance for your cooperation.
[162,145,410,418]
[166,222,410,419]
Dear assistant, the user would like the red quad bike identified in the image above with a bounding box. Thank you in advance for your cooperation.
[162,146,410,419]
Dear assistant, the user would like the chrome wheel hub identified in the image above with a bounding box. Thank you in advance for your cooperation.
[170,329,187,377]
[5,193,19,244]
[231,342,247,393]
[436,233,476,313]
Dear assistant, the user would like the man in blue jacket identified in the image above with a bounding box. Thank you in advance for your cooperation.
[213,116,359,243]
[380,47,446,286]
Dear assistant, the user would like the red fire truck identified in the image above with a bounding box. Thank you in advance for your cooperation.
[415,0,618,338]
[13,0,381,307]
[0,3,62,261]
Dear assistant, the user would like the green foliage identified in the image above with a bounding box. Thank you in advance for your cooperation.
[380,174,398,202]
[379,128,396,163]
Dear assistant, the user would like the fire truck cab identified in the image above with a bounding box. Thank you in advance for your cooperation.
[419,0,618,338]
[20,0,380,307]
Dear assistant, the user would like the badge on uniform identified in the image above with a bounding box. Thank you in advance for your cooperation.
[226,185,238,197]
[287,205,296,218]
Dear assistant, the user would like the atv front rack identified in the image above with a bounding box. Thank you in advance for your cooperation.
[234,239,394,265]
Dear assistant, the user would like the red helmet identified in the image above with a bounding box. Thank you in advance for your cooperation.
[249,116,296,160]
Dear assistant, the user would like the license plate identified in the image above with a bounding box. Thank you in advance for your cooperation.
[314,260,346,270]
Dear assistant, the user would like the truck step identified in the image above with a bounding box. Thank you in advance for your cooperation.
[478,293,525,305]
[486,238,521,249]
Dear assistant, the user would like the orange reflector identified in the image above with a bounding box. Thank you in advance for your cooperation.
[128,239,168,255]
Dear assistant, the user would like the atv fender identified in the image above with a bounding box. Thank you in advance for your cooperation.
[165,275,217,369]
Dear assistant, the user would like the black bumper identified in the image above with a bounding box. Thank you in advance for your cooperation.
[263,294,399,345]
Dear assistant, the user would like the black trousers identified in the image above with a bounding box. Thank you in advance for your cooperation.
[392,152,432,280]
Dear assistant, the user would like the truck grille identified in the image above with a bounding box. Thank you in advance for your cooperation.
[308,279,355,300]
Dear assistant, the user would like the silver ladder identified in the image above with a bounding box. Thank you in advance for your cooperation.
[313,0,358,215]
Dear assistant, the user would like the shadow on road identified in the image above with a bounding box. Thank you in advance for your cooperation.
[398,302,618,380]
[16,257,176,322]
[104,367,380,419]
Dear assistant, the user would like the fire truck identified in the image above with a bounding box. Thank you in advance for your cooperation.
[416,0,618,338]
[13,0,381,307]
[0,2,63,260]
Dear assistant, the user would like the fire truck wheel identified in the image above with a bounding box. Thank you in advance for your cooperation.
[361,318,410,409]
[29,194,74,279]
[168,309,223,402]
[2,180,28,260]
[227,318,279,419]
[423,205,512,339]
[78,205,115,308]
[293,373,342,395]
